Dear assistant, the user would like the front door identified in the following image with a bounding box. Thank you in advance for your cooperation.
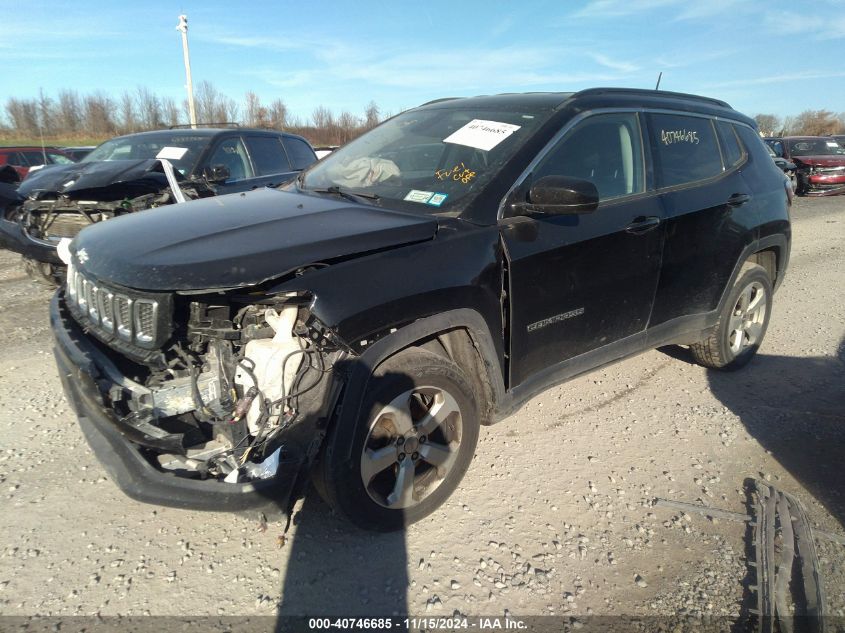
[502,112,664,387]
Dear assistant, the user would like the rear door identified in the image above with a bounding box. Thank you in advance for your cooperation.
[646,112,756,329]
[503,111,665,386]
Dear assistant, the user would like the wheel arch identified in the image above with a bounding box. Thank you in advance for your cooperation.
[330,308,506,464]
[716,233,789,317]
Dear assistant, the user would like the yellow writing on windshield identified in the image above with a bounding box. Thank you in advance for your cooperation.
[435,162,477,184]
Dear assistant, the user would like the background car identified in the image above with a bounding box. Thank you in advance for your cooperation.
[60,146,96,161]
[0,146,76,179]
[765,136,845,195]
[0,126,317,285]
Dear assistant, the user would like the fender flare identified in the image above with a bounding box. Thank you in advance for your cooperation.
[330,308,505,464]
[716,233,789,317]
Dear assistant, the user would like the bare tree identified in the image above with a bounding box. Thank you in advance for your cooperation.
[792,109,841,136]
[337,111,360,144]
[136,86,162,130]
[754,114,781,137]
[311,105,332,129]
[268,99,287,129]
[56,90,82,134]
[119,91,137,134]
[194,81,238,124]
[37,89,54,135]
[245,91,266,127]
[82,92,116,136]
[364,100,380,130]
[5,97,39,137]
[161,97,180,127]
[1,87,387,147]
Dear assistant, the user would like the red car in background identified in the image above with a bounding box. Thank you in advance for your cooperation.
[0,146,76,180]
[766,136,845,196]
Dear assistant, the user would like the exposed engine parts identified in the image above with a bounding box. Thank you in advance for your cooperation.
[98,295,338,486]
[17,182,211,245]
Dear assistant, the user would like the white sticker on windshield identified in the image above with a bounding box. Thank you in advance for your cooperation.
[156,146,189,160]
[404,189,434,203]
[826,142,839,147]
[443,119,521,152]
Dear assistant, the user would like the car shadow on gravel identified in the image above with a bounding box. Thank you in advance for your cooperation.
[273,368,411,626]
[274,492,408,621]
[705,339,845,531]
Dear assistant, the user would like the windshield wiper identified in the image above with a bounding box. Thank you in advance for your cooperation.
[309,185,381,204]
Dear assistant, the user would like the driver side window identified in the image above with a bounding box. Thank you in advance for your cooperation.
[534,112,645,202]
[207,137,255,182]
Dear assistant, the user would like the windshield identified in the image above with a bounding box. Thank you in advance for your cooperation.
[47,152,74,165]
[83,133,213,175]
[300,106,551,215]
[788,138,845,157]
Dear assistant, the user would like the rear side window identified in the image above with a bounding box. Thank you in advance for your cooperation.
[244,136,291,176]
[533,112,645,201]
[3,152,24,166]
[23,151,47,166]
[207,137,255,181]
[283,137,317,170]
[648,113,723,188]
[735,124,777,164]
[715,121,743,168]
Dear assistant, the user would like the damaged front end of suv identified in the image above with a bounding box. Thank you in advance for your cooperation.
[50,183,446,519]
[54,274,343,513]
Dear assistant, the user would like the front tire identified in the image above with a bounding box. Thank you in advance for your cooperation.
[690,263,772,370]
[22,257,63,289]
[314,348,479,531]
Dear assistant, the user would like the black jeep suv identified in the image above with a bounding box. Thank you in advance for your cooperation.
[51,89,791,531]
[0,126,316,286]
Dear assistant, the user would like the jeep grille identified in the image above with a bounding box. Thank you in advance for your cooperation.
[66,262,171,351]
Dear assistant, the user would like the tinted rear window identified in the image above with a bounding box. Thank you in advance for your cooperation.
[23,152,46,166]
[648,113,723,188]
[245,136,291,176]
[283,137,316,170]
[715,120,743,168]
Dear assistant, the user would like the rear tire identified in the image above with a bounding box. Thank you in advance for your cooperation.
[690,263,772,371]
[314,348,479,531]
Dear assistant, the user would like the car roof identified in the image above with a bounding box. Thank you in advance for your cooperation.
[0,146,67,151]
[415,87,751,125]
[108,127,306,142]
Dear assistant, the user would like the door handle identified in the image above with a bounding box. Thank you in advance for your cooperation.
[625,216,661,234]
[727,193,751,207]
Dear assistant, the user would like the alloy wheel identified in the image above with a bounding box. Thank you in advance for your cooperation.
[360,386,463,509]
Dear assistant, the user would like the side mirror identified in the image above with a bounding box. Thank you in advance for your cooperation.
[204,164,231,183]
[512,176,599,216]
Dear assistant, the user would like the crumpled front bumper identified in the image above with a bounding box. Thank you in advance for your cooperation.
[50,291,304,515]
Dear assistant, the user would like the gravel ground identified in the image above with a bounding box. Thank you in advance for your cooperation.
[0,196,843,619]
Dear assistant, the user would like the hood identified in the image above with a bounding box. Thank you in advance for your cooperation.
[791,155,845,168]
[71,187,438,290]
[19,159,172,199]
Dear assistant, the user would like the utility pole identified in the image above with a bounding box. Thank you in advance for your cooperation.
[177,14,198,128]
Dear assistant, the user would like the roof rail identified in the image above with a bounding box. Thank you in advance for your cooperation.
[573,87,731,109]
[168,122,241,129]
[419,97,461,106]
